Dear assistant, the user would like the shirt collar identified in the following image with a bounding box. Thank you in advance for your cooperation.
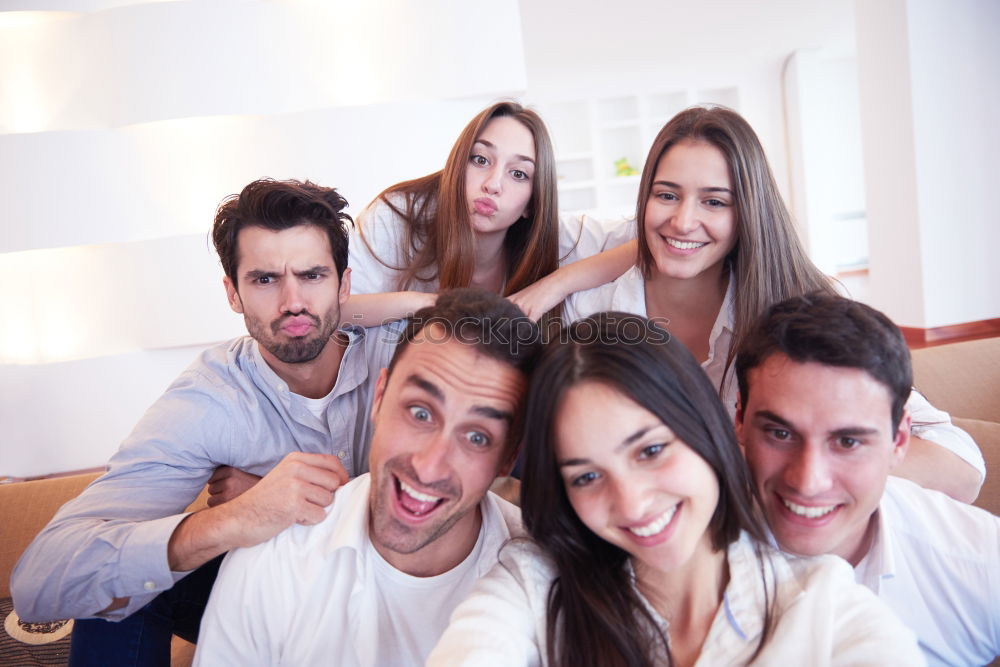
[710,274,737,343]
[856,504,894,591]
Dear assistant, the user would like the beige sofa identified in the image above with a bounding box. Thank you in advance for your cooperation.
[911,336,1000,514]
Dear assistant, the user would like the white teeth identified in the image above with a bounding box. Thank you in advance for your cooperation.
[665,238,708,250]
[399,480,442,504]
[782,498,836,519]
[628,505,678,538]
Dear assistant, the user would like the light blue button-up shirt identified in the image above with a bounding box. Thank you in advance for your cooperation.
[11,322,403,622]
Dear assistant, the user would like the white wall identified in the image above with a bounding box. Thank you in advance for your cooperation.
[518,0,857,201]
[855,0,1000,328]
[0,0,527,477]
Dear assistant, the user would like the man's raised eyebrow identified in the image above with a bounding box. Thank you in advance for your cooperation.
[405,374,444,403]
[473,139,535,165]
[472,405,513,425]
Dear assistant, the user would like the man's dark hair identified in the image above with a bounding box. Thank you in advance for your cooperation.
[212,178,351,284]
[735,293,913,430]
[386,287,542,451]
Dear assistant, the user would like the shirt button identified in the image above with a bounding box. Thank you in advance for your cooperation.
[143,581,156,591]
[337,450,347,459]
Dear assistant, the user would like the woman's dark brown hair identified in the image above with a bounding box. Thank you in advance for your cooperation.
[520,312,773,666]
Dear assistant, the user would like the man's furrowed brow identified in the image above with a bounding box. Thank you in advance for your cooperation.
[405,374,444,403]
[294,265,331,277]
[244,269,278,281]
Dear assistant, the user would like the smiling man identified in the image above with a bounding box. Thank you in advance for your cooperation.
[735,293,999,667]
[12,179,402,665]
[193,288,540,666]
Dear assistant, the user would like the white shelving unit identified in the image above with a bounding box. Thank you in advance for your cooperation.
[538,87,740,217]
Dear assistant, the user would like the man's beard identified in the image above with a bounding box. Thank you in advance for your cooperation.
[246,308,338,364]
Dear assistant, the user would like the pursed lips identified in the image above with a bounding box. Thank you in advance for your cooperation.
[273,313,319,336]
[473,197,498,216]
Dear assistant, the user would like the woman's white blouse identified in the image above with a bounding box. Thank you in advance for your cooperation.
[347,196,634,295]
[426,532,924,666]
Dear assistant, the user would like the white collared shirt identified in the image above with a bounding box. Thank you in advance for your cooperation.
[854,476,1000,666]
[563,265,986,477]
[427,532,922,665]
[193,474,521,666]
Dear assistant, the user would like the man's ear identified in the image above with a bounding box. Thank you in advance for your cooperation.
[499,442,521,478]
[224,276,244,314]
[338,267,351,307]
[370,367,388,424]
[888,409,912,469]
[734,392,746,453]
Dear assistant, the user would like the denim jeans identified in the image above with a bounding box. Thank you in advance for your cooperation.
[68,555,223,667]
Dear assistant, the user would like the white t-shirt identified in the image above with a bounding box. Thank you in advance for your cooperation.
[368,527,484,665]
[193,474,522,667]
[427,531,923,665]
[854,476,1000,666]
[348,195,634,295]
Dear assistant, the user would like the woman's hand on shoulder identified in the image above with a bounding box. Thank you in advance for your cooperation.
[509,276,564,321]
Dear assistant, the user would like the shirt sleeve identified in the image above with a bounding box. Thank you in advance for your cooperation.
[10,373,235,622]
[348,198,410,295]
[193,546,282,667]
[426,546,547,667]
[777,555,925,666]
[823,559,926,665]
[906,388,986,480]
[557,212,636,266]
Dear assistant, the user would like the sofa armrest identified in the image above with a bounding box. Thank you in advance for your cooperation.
[1,474,210,600]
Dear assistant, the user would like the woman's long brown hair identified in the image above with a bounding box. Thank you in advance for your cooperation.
[635,106,837,394]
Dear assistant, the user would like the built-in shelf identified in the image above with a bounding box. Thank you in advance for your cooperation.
[538,87,740,216]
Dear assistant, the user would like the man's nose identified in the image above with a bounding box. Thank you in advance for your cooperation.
[280,279,306,314]
[410,431,452,484]
[784,445,834,497]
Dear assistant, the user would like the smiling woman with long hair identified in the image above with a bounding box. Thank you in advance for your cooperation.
[427,314,921,666]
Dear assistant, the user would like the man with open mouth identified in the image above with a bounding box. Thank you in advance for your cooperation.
[194,288,540,666]
[736,293,999,667]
